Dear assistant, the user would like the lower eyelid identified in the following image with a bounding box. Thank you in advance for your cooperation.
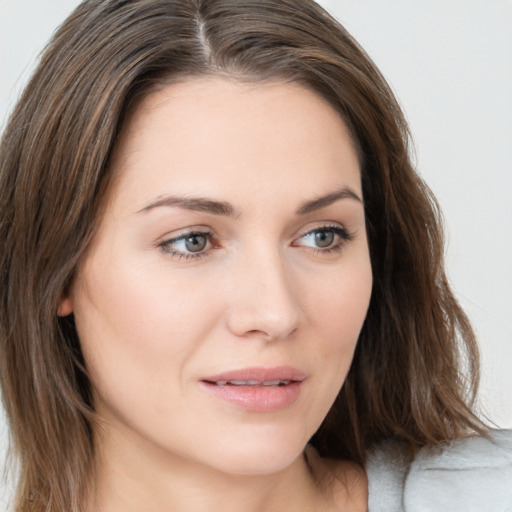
[167,250,208,260]
[159,244,212,260]
[312,243,344,254]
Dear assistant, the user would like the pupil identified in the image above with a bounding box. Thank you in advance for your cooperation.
[185,235,207,252]
[315,231,334,248]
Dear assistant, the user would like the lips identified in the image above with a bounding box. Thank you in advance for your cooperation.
[200,366,306,412]
[202,366,307,384]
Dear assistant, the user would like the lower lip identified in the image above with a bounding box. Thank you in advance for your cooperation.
[200,381,303,412]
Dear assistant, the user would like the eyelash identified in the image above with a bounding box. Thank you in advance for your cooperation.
[158,225,353,261]
[158,230,215,260]
[296,225,353,255]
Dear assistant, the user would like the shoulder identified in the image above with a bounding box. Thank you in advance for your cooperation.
[405,429,512,511]
[366,429,512,512]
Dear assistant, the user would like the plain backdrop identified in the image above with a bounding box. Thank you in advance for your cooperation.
[1,0,511,506]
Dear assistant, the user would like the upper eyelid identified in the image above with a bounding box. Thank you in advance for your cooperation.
[159,229,213,247]
[302,224,342,233]
[171,230,212,241]
[160,227,213,241]
[296,223,348,237]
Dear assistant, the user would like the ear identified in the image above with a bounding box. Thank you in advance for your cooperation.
[58,296,73,317]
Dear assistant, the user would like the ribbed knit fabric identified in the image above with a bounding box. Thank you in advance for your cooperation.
[366,429,512,512]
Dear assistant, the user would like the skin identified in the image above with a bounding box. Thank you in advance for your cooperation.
[60,78,372,511]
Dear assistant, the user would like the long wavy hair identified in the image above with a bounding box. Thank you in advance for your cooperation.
[0,0,485,510]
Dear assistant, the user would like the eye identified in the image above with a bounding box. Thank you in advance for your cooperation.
[159,230,213,259]
[294,225,352,252]
[182,233,209,252]
[310,230,335,248]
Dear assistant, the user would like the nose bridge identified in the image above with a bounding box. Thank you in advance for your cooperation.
[226,241,301,340]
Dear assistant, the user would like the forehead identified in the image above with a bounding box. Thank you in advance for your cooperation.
[108,77,362,211]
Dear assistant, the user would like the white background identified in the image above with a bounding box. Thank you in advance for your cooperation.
[1,0,511,506]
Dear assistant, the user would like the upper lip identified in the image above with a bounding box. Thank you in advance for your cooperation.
[201,366,307,384]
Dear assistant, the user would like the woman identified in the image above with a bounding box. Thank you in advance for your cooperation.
[0,1,510,511]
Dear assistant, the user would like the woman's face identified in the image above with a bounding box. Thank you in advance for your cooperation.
[62,78,372,475]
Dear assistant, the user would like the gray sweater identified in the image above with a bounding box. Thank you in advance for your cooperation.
[366,429,512,511]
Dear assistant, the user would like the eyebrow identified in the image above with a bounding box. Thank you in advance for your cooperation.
[296,186,362,215]
[138,196,237,216]
[138,186,362,217]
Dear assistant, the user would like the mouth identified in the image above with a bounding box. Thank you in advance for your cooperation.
[209,379,293,387]
[200,366,306,413]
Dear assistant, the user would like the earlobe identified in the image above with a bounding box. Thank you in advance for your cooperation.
[58,297,73,317]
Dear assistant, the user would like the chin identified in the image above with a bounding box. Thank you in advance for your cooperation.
[192,426,309,476]
[212,448,304,477]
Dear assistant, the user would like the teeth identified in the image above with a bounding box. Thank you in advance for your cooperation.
[214,379,291,386]
[263,380,283,386]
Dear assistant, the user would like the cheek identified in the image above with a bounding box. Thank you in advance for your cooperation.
[71,258,224,404]
[308,257,372,346]
[302,254,372,398]
[77,257,218,346]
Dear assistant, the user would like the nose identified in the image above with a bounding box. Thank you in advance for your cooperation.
[225,250,302,341]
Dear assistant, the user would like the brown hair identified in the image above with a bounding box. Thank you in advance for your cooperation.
[0,0,486,510]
